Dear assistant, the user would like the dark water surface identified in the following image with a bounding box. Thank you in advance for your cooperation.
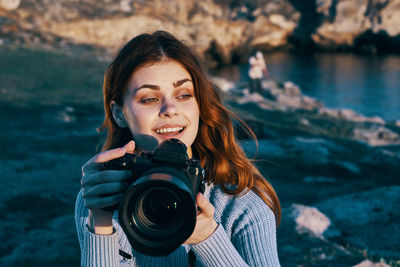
[215,52,400,121]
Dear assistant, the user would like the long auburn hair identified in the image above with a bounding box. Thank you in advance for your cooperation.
[99,31,281,224]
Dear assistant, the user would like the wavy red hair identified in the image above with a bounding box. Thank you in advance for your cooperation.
[99,31,281,224]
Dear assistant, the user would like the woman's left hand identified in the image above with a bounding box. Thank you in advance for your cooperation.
[184,193,218,244]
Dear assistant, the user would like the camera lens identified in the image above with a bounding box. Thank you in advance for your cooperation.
[118,168,199,256]
[139,188,181,226]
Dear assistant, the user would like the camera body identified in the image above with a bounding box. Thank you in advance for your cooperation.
[105,138,205,256]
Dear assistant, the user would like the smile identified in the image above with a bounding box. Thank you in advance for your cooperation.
[155,126,185,135]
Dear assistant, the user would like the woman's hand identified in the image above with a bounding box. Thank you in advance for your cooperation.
[185,193,218,244]
[81,141,135,234]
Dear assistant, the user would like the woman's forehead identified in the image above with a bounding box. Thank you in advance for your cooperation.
[128,60,192,88]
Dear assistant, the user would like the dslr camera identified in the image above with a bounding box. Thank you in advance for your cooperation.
[104,138,205,256]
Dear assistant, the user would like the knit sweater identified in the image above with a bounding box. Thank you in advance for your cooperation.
[75,184,280,266]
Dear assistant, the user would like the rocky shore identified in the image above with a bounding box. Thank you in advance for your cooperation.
[1,4,399,263]
[1,47,399,264]
[1,0,400,67]
[219,78,400,266]
[215,78,400,266]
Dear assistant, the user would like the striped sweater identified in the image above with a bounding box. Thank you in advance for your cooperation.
[75,184,280,266]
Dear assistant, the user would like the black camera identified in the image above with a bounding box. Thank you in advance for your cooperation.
[104,139,205,256]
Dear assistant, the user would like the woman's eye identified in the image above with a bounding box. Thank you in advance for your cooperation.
[177,94,193,100]
[139,97,159,104]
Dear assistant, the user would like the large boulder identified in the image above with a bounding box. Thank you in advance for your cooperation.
[277,187,400,265]
[313,0,371,48]
[315,186,400,261]
[0,0,301,65]
[2,0,400,54]
[313,0,400,52]
[0,0,20,11]
[278,203,359,265]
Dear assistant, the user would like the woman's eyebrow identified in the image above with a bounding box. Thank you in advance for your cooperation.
[133,84,160,92]
[134,78,193,93]
[173,78,192,88]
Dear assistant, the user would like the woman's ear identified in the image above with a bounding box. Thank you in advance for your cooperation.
[110,100,128,127]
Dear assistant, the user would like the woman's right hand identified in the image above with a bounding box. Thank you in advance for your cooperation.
[81,141,135,234]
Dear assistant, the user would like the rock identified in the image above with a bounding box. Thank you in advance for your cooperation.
[316,0,333,16]
[360,148,400,167]
[318,107,385,124]
[278,203,352,266]
[119,0,133,13]
[287,204,335,238]
[299,118,310,126]
[0,0,302,64]
[352,260,391,267]
[316,186,400,260]
[250,14,297,49]
[233,90,287,111]
[300,95,323,110]
[283,81,301,96]
[241,139,285,159]
[269,14,297,31]
[0,0,20,11]
[211,76,235,92]
[371,0,400,37]
[275,94,303,109]
[318,107,340,117]
[303,176,337,184]
[0,215,80,266]
[353,125,400,146]
[282,137,337,165]
[2,0,400,55]
[260,83,322,111]
[339,109,360,120]
[225,79,400,148]
[332,161,361,174]
[338,109,385,124]
[312,0,400,52]
[312,2,369,48]
[317,186,400,227]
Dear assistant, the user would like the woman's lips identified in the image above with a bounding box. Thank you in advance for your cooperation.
[155,126,185,134]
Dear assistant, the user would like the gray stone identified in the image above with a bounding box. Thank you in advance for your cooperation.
[353,126,400,146]
[360,148,400,167]
[0,0,20,10]
[353,259,391,267]
[303,176,337,184]
[332,161,361,174]
[316,186,400,260]
[287,204,333,238]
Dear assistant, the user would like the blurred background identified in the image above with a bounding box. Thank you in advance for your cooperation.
[0,0,399,266]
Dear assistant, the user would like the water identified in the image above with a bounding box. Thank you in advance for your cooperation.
[215,53,400,121]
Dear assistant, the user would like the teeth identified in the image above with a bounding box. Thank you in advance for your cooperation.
[156,127,184,134]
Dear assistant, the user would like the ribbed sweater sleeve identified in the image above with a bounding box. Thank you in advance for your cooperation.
[233,208,280,266]
[191,187,280,267]
[75,189,122,267]
[190,224,248,266]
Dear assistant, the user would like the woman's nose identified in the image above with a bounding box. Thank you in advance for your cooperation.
[159,98,179,118]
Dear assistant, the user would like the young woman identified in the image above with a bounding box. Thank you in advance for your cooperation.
[76,31,281,266]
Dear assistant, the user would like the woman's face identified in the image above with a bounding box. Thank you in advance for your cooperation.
[122,60,200,157]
